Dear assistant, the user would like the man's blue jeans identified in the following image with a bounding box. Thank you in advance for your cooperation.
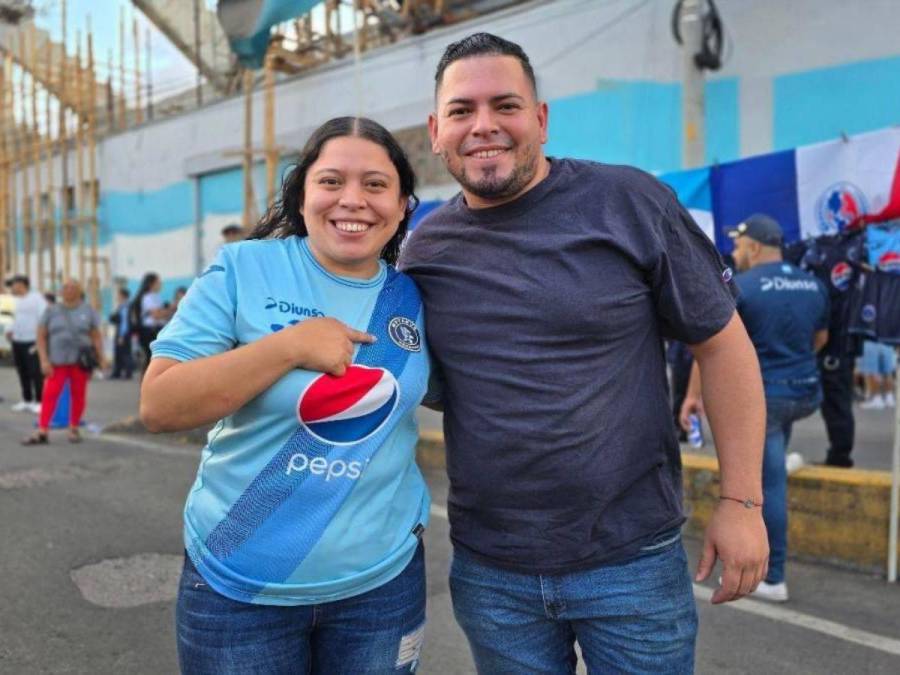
[449,529,697,674]
[764,394,821,584]
[176,543,425,674]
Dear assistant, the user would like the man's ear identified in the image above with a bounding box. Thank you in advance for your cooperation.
[428,112,440,155]
[537,100,549,145]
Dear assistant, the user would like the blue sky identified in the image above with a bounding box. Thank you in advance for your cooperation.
[32,0,214,102]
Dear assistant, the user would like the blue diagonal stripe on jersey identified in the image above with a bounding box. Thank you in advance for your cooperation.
[203,270,422,584]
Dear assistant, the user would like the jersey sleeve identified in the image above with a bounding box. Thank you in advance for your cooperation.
[649,198,738,344]
[151,250,238,362]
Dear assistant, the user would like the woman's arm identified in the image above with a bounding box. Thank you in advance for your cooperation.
[90,327,107,371]
[140,318,375,432]
[36,324,51,377]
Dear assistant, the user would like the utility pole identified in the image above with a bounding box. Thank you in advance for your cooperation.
[680,0,705,168]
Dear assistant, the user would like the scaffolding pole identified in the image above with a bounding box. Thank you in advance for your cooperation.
[75,34,85,285]
[7,55,19,275]
[264,51,277,207]
[132,15,143,125]
[87,27,99,309]
[60,0,71,279]
[18,32,31,281]
[28,25,44,291]
[242,69,255,231]
[118,7,126,129]
[45,29,57,289]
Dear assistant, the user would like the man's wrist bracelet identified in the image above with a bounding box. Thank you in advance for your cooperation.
[719,496,763,508]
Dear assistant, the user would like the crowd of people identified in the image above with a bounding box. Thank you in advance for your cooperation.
[1,30,897,674]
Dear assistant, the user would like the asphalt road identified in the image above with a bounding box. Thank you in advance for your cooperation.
[1,368,899,673]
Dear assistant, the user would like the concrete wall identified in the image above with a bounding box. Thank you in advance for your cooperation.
[6,0,900,302]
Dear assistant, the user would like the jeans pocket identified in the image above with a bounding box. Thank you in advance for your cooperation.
[180,553,211,591]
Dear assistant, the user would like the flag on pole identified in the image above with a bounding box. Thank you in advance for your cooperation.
[217,0,322,68]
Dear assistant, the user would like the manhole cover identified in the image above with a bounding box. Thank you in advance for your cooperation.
[71,553,183,608]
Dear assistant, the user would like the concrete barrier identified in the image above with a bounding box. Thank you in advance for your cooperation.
[416,433,894,574]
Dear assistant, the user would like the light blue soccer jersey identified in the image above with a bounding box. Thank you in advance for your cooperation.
[151,236,430,605]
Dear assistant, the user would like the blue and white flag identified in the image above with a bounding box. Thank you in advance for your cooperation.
[218,0,322,68]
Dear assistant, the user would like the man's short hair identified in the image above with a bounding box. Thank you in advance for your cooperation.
[118,287,130,298]
[221,224,243,236]
[434,32,537,98]
[4,274,29,289]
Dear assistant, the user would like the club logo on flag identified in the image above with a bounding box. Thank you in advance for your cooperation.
[877,251,900,275]
[830,262,853,291]
[297,365,399,445]
[816,182,868,234]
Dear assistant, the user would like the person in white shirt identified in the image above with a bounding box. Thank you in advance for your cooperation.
[5,275,48,414]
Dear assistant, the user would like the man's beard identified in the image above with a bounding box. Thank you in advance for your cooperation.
[445,144,540,202]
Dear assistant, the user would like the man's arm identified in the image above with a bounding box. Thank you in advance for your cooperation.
[680,311,769,604]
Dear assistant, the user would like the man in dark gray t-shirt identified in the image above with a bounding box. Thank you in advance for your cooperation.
[400,33,769,673]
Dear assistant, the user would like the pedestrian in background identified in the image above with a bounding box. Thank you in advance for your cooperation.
[109,287,135,380]
[130,273,169,371]
[22,279,106,445]
[682,214,829,603]
[5,275,47,414]
[858,340,896,409]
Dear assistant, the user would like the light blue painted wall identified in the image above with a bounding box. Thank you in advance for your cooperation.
[100,181,195,237]
[705,79,739,165]
[774,55,900,150]
[545,78,740,173]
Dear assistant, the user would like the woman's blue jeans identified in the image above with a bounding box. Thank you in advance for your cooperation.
[176,543,425,674]
[449,529,697,674]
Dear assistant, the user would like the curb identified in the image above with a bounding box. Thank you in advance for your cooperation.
[414,433,895,574]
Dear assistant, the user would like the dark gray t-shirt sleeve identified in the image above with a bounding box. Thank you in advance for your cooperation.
[648,197,738,345]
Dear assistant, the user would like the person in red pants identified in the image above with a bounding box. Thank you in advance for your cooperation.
[23,280,106,445]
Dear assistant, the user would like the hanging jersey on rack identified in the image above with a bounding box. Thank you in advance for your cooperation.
[852,222,900,344]
[793,230,866,357]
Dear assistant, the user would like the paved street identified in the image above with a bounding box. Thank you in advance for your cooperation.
[1,366,900,673]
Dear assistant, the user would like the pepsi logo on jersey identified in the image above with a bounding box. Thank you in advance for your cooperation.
[297,365,399,445]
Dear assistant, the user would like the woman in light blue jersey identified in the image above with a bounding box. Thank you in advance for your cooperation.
[140,117,431,674]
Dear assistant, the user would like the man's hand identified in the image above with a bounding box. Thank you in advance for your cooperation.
[679,394,704,432]
[40,360,53,378]
[696,500,769,604]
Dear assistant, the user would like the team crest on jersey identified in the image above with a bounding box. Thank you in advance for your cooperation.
[388,317,421,352]
[297,365,399,445]
[861,304,877,324]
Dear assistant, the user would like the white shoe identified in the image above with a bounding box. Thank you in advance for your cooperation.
[752,581,789,602]
[28,402,41,414]
[11,401,29,412]
[886,393,896,408]
[861,395,886,410]
[786,452,805,475]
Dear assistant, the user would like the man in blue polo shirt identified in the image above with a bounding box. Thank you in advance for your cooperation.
[683,214,829,603]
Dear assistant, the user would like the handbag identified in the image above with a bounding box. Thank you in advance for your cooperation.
[76,346,100,372]
[61,306,100,372]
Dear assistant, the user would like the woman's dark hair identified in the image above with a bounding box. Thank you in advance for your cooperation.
[130,272,160,328]
[248,117,418,266]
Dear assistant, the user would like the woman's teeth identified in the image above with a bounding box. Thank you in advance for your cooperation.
[334,221,370,232]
